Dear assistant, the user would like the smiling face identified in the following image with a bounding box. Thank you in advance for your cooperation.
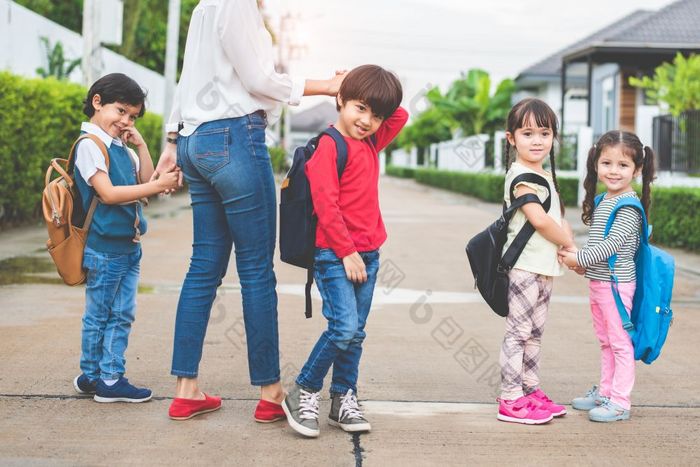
[506,114,554,172]
[597,144,641,196]
[90,94,142,139]
[335,97,384,140]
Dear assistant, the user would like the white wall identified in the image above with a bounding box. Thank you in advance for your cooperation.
[0,0,167,114]
[431,134,489,173]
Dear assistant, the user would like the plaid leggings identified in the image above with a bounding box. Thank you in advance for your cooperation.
[499,268,553,400]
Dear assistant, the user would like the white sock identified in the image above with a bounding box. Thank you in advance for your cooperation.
[102,378,119,386]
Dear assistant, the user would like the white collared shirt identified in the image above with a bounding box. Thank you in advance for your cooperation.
[74,122,139,186]
[166,0,306,136]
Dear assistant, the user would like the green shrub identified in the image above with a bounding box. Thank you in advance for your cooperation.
[268,146,289,174]
[0,71,163,226]
[411,168,579,206]
[649,187,700,251]
[386,165,416,178]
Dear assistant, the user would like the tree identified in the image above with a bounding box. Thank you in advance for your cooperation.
[36,37,82,80]
[427,69,515,137]
[396,106,453,165]
[629,53,700,116]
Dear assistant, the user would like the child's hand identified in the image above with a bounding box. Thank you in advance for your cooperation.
[342,252,367,283]
[154,168,180,191]
[558,250,579,268]
[121,126,146,148]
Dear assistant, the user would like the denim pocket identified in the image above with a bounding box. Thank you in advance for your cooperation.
[247,112,267,129]
[193,127,230,172]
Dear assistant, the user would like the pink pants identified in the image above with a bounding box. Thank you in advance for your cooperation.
[589,280,636,410]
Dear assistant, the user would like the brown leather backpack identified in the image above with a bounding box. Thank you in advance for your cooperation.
[42,134,109,285]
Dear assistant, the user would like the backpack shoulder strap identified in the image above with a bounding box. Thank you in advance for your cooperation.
[603,195,647,337]
[500,173,553,269]
[70,134,111,232]
[594,192,606,208]
[319,127,349,181]
[508,173,552,213]
[68,134,111,174]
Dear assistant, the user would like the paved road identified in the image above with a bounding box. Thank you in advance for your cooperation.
[1,176,699,466]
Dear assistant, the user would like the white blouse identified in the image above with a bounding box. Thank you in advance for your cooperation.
[166,0,305,135]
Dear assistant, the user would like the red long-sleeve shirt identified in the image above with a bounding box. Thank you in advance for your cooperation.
[305,107,409,258]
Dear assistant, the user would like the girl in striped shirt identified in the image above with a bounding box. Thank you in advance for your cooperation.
[559,130,656,423]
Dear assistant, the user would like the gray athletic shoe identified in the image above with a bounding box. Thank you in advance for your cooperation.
[589,399,631,422]
[572,385,605,411]
[282,384,320,438]
[328,389,371,432]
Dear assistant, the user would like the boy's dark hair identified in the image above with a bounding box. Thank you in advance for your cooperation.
[83,73,147,118]
[582,130,656,225]
[337,65,402,119]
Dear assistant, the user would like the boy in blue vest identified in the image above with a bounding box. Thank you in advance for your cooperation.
[72,73,179,402]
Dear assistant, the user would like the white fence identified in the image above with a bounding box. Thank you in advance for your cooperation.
[430,134,489,172]
[0,0,167,114]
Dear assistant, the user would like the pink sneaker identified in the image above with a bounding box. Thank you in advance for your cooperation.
[497,396,553,425]
[526,389,567,417]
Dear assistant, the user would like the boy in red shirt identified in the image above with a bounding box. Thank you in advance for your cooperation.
[282,65,408,438]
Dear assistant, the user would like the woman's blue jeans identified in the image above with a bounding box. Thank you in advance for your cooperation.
[171,113,280,386]
[296,248,380,395]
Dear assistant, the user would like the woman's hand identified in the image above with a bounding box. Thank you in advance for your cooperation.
[342,252,367,283]
[327,70,348,95]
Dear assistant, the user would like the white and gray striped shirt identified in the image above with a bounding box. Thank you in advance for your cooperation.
[576,192,642,282]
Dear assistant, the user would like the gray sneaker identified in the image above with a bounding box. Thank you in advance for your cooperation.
[589,399,630,422]
[282,384,320,438]
[572,385,605,411]
[328,389,371,432]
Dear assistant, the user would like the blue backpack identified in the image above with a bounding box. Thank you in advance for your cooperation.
[279,127,348,318]
[596,193,675,364]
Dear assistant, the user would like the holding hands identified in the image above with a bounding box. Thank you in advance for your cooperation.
[151,142,183,194]
[559,219,586,275]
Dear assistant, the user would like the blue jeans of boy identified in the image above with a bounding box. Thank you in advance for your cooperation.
[296,248,380,395]
[171,113,281,386]
[80,245,141,381]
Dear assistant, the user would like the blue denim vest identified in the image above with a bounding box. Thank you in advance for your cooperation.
[74,136,147,254]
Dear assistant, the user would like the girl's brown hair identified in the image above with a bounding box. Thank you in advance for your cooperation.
[581,130,656,225]
[504,98,562,212]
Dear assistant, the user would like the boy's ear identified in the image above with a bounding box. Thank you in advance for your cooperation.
[336,95,344,108]
[92,94,102,111]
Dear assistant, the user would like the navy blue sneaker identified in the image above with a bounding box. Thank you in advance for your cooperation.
[94,377,152,403]
[73,374,97,395]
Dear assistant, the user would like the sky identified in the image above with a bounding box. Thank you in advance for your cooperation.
[263,0,675,113]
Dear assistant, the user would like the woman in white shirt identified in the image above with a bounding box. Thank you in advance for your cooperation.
[153,0,345,422]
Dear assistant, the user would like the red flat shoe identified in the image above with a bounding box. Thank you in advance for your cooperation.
[254,399,286,423]
[169,393,222,420]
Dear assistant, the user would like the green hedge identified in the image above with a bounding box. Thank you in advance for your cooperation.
[650,188,700,251]
[387,166,700,251]
[385,165,416,178]
[411,168,579,206]
[0,72,163,226]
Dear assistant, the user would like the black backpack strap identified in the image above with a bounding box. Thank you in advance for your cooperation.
[500,173,553,270]
[319,127,349,180]
[305,268,314,319]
